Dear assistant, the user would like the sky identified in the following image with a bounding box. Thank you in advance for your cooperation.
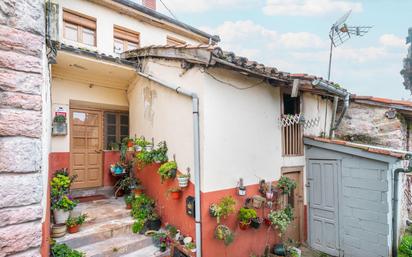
[156,0,412,100]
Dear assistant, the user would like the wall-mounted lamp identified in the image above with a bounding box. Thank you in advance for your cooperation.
[238,178,246,196]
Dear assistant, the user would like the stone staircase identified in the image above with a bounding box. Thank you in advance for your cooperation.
[56,197,169,257]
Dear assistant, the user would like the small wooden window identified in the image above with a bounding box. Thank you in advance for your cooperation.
[104,112,129,149]
[63,9,96,46]
[166,35,186,46]
[281,93,303,156]
[113,26,140,54]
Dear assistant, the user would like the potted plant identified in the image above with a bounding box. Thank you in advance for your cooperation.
[52,195,78,224]
[209,196,237,224]
[151,232,169,251]
[185,242,196,253]
[146,211,162,231]
[252,195,266,209]
[268,206,294,256]
[251,217,263,229]
[133,185,144,196]
[51,224,67,238]
[108,142,120,151]
[136,150,154,169]
[277,176,297,196]
[66,214,87,234]
[124,194,134,209]
[167,187,182,200]
[157,161,177,183]
[214,224,235,246]
[237,207,257,230]
[51,243,85,257]
[177,172,190,188]
[152,141,168,164]
[110,162,126,175]
[134,137,148,151]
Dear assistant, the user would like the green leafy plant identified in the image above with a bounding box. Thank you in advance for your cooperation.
[165,224,178,238]
[157,161,177,183]
[185,242,196,251]
[238,207,257,225]
[54,115,66,123]
[66,214,87,228]
[136,150,154,168]
[214,224,235,246]
[124,194,134,205]
[268,207,294,236]
[289,248,299,257]
[51,243,85,257]
[52,195,78,211]
[118,177,139,193]
[152,141,168,163]
[399,235,412,257]
[135,137,151,148]
[277,176,297,196]
[132,219,145,233]
[210,196,237,224]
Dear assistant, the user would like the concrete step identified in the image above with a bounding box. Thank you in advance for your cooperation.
[72,198,131,225]
[76,234,153,257]
[120,245,170,257]
[72,186,114,198]
[56,216,134,248]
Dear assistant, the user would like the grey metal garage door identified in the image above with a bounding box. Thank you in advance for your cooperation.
[308,160,340,256]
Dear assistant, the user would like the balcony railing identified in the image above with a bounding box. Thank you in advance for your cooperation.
[279,114,304,156]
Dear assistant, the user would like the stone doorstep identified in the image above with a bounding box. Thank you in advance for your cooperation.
[73,198,130,225]
[76,234,153,257]
[56,216,134,248]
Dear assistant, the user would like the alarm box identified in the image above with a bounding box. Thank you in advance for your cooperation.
[186,196,195,218]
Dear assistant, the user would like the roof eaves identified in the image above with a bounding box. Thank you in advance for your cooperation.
[113,0,220,43]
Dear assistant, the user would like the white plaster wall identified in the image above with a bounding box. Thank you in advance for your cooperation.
[127,60,205,185]
[58,0,201,55]
[303,93,333,137]
[51,77,128,152]
[127,59,333,193]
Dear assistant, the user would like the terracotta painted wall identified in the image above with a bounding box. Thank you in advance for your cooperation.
[103,151,121,186]
[135,164,196,238]
[200,185,281,257]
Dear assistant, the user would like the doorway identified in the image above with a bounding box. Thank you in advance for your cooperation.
[70,109,103,189]
[282,166,304,242]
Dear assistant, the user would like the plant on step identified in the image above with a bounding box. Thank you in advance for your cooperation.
[118,176,140,194]
[132,219,145,234]
[66,214,87,234]
[277,176,297,196]
[157,161,177,183]
[209,196,237,224]
[52,195,78,211]
[268,206,294,237]
[124,194,134,209]
[214,224,235,246]
[131,194,161,233]
[152,141,168,164]
[51,243,85,257]
[135,137,151,149]
[399,235,412,257]
[238,207,257,230]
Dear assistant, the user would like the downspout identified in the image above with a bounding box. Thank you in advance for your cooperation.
[136,71,203,257]
[392,166,412,257]
[312,79,350,138]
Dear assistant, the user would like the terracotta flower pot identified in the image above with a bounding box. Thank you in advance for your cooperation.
[126,203,132,209]
[134,188,144,196]
[239,221,250,230]
[171,191,181,200]
[127,141,134,148]
[67,224,80,234]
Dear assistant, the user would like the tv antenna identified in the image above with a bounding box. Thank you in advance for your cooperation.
[327,10,372,80]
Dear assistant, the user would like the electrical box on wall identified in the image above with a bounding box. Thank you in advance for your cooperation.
[186,196,195,218]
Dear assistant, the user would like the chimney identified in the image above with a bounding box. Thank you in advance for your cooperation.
[142,0,156,10]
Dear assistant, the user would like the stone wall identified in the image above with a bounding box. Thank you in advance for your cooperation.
[0,1,46,256]
[335,102,408,150]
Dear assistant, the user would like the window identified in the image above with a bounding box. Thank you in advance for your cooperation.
[63,9,96,46]
[166,35,186,46]
[104,112,129,149]
[113,26,140,54]
[281,93,303,156]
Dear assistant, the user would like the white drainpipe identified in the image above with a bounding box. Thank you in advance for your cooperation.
[136,71,203,257]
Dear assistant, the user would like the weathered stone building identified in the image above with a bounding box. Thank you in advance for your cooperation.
[0,1,48,256]
[336,96,412,151]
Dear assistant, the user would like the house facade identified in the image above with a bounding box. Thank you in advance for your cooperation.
[44,0,348,256]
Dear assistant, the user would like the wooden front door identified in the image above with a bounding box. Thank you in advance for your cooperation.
[70,109,103,189]
[282,167,304,242]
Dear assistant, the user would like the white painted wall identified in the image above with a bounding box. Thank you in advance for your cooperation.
[57,0,201,56]
[51,77,128,152]
[303,93,333,137]
[128,59,333,193]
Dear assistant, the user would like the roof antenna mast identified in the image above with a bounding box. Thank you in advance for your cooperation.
[327,10,372,81]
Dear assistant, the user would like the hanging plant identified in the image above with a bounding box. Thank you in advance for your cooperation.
[214,225,235,246]
[276,176,296,196]
[209,196,237,224]
[157,161,177,183]
[268,206,294,236]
